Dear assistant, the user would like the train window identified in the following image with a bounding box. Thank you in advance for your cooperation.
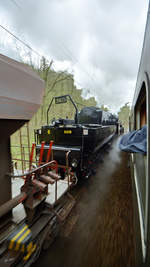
[135,83,147,129]
[140,98,146,127]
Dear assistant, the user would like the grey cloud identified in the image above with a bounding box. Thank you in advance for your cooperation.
[0,0,148,112]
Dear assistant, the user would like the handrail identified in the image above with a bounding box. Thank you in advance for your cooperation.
[8,149,73,208]
[7,160,58,178]
[46,94,78,124]
[66,151,71,187]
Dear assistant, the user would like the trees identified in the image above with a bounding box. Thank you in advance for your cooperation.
[99,104,109,112]
[118,103,130,132]
[31,56,98,126]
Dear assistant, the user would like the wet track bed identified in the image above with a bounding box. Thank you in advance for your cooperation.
[33,136,135,267]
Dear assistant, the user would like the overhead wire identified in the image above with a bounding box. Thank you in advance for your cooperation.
[2,2,97,97]
[59,41,104,105]
[61,41,97,84]
[0,21,100,104]
[10,0,98,97]
[0,24,42,59]
[48,39,97,92]
[3,0,103,105]
[10,0,21,9]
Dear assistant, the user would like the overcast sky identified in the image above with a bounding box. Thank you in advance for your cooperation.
[0,0,148,112]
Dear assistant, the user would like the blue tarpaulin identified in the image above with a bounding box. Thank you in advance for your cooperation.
[119,125,147,154]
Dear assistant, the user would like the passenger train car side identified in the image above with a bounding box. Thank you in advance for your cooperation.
[130,2,150,266]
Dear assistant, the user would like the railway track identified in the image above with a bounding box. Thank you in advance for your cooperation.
[33,136,135,267]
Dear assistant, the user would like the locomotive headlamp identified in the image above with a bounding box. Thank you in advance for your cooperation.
[71,159,78,168]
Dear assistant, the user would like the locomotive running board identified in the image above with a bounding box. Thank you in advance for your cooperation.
[47,193,76,223]
[36,144,81,152]
[94,133,114,153]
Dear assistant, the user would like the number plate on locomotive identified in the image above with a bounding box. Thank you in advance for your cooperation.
[83,129,88,135]
[64,130,72,134]
[55,96,67,104]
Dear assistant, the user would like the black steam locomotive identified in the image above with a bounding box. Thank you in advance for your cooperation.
[35,95,118,179]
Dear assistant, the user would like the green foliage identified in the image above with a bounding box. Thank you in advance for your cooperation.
[118,103,130,132]
[39,57,53,83]
[11,57,97,160]
[99,104,109,111]
[32,57,97,127]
